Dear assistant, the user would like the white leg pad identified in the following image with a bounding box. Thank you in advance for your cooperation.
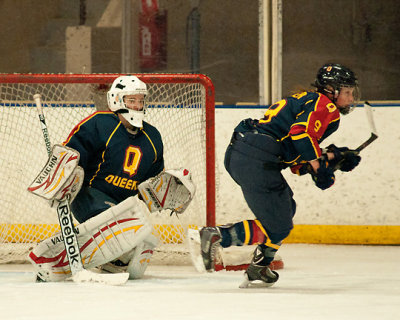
[126,231,159,279]
[29,196,152,282]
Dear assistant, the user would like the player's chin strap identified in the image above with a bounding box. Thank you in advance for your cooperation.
[138,168,196,214]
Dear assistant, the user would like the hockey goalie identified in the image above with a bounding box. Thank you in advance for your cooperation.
[27,75,196,282]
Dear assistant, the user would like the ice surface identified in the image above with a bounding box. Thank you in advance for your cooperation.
[1,244,399,320]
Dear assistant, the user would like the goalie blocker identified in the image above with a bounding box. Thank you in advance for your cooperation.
[28,144,84,206]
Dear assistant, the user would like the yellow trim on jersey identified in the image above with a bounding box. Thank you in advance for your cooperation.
[142,129,158,163]
[291,133,309,140]
[89,122,122,186]
[291,132,320,158]
[63,111,113,145]
[329,116,340,124]
[291,121,308,127]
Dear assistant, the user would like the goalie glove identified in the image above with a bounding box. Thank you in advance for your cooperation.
[28,144,84,207]
[138,168,196,214]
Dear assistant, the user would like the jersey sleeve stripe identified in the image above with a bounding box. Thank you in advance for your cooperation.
[291,132,309,140]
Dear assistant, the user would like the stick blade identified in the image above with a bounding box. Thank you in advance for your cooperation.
[364,101,378,136]
[72,269,129,286]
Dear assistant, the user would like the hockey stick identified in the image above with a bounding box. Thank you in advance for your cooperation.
[332,101,378,170]
[33,94,128,285]
[354,101,378,152]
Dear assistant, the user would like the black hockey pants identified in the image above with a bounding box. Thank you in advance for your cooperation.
[224,131,296,243]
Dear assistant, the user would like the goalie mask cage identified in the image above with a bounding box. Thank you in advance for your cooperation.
[0,73,215,264]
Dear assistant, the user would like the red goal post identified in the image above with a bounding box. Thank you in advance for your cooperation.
[0,73,215,263]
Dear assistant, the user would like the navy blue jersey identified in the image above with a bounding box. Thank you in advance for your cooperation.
[63,111,164,203]
[235,91,340,167]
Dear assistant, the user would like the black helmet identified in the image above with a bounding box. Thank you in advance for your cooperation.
[315,63,357,91]
[314,63,359,114]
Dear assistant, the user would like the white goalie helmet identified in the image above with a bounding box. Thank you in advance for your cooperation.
[107,75,148,128]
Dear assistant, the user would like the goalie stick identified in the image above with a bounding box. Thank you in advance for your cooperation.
[32,94,128,285]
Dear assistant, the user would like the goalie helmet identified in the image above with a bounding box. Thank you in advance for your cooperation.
[314,63,359,114]
[107,75,148,128]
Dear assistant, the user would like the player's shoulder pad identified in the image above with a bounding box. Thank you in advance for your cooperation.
[142,121,162,138]
[315,93,339,115]
[91,111,122,130]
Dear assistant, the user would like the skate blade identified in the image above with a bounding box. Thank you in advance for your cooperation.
[187,228,206,273]
[239,274,276,289]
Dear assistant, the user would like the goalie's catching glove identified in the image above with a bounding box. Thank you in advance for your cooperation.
[311,157,335,190]
[327,144,361,172]
[138,168,196,214]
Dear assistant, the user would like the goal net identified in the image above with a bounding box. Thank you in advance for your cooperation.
[0,73,215,264]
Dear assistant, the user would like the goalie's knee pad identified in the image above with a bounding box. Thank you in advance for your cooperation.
[28,196,152,282]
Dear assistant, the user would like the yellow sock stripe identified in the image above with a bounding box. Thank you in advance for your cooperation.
[254,220,281,250]
[243,220,251,244]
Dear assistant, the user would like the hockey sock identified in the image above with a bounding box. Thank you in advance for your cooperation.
[218,220,268,247]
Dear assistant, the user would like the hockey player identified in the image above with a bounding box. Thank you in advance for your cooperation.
[28,75,195,282]
[193,63,361,288]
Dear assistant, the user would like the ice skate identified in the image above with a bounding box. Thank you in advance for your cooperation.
[239,246,279,288]
[188,227,221,272]
[199,227,222,272]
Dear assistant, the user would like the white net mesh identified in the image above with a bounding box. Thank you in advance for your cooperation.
[0,74,214,264]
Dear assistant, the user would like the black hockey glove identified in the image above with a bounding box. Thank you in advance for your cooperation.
[311,158,335,190]
[327,144,361,172]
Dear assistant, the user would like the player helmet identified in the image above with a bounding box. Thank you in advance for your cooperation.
[314,63,359,114]
[107,75,148,128]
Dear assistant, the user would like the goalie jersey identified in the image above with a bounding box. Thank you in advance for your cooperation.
[63,111,164,204]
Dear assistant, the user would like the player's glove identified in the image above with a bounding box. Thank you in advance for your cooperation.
[311,157,335,190]
[327,144,361,172]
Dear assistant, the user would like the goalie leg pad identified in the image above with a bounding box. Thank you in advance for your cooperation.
[28,196,152,282]
[126,232,159,279]
[98,231,159,279]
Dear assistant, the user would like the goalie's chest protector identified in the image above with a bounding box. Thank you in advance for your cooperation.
[64,112,164,202]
